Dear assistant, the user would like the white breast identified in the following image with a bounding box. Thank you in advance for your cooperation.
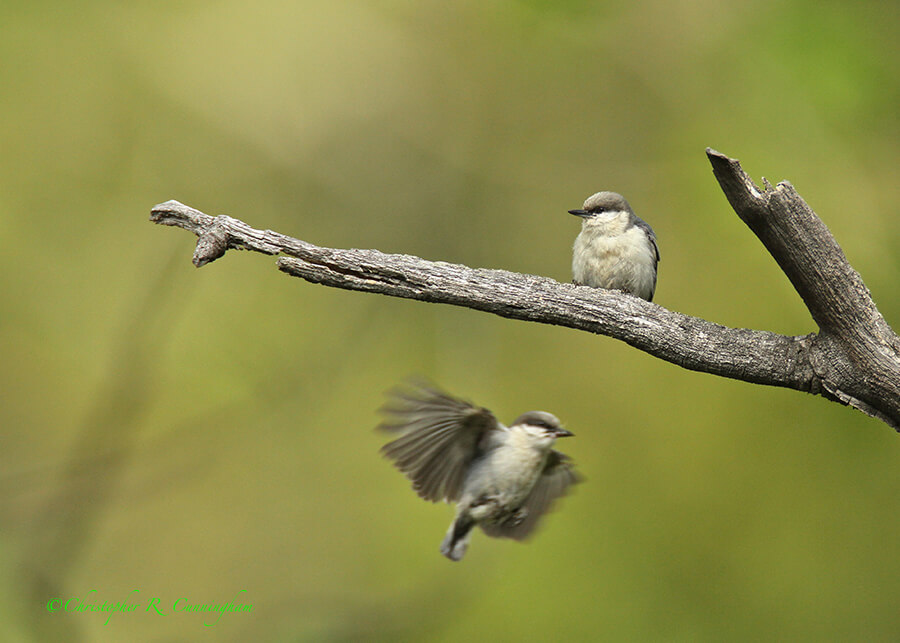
[462,430,547,514]
[573,219,656,300]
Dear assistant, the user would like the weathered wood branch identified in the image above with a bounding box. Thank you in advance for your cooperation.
[149,149,900,431]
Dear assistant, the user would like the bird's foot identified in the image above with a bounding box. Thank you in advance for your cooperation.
[510,507,528,526]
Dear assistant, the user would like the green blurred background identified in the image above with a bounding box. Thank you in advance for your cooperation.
[1,1,898,641]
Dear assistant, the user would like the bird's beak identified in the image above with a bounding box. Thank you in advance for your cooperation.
[568,209,590,218]
[554,428,574,438]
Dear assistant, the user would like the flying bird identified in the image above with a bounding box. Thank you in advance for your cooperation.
[378,380,580,561]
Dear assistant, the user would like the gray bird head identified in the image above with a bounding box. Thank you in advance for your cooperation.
[568,191,634,221]
[511,411,574,446]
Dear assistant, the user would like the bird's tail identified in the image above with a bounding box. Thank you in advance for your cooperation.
[440,515,475,561]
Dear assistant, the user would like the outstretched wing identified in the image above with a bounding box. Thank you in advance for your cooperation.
[378,379,501,503]
[480,450,580,541]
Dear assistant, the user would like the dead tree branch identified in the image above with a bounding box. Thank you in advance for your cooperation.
[149,149,900,431]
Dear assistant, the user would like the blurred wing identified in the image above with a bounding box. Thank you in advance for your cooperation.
[378,379,501,503]
[481,450,580,541]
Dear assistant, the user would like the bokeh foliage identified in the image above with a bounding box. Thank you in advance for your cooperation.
[0,1,897,640]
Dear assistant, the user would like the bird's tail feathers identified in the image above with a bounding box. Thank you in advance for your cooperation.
[440,516,474,561]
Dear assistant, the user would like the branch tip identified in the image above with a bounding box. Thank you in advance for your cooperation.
[193,224,229,267]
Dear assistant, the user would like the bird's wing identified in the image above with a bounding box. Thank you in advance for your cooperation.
[378,379,502,503]
[480,450,581,541]
[634,216,660,263]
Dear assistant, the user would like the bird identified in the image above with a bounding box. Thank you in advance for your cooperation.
[377,379,580,561]
[569,191,660,301]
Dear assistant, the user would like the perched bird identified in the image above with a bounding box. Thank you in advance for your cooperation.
[569,191,660,301]
[378,380,580,561]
